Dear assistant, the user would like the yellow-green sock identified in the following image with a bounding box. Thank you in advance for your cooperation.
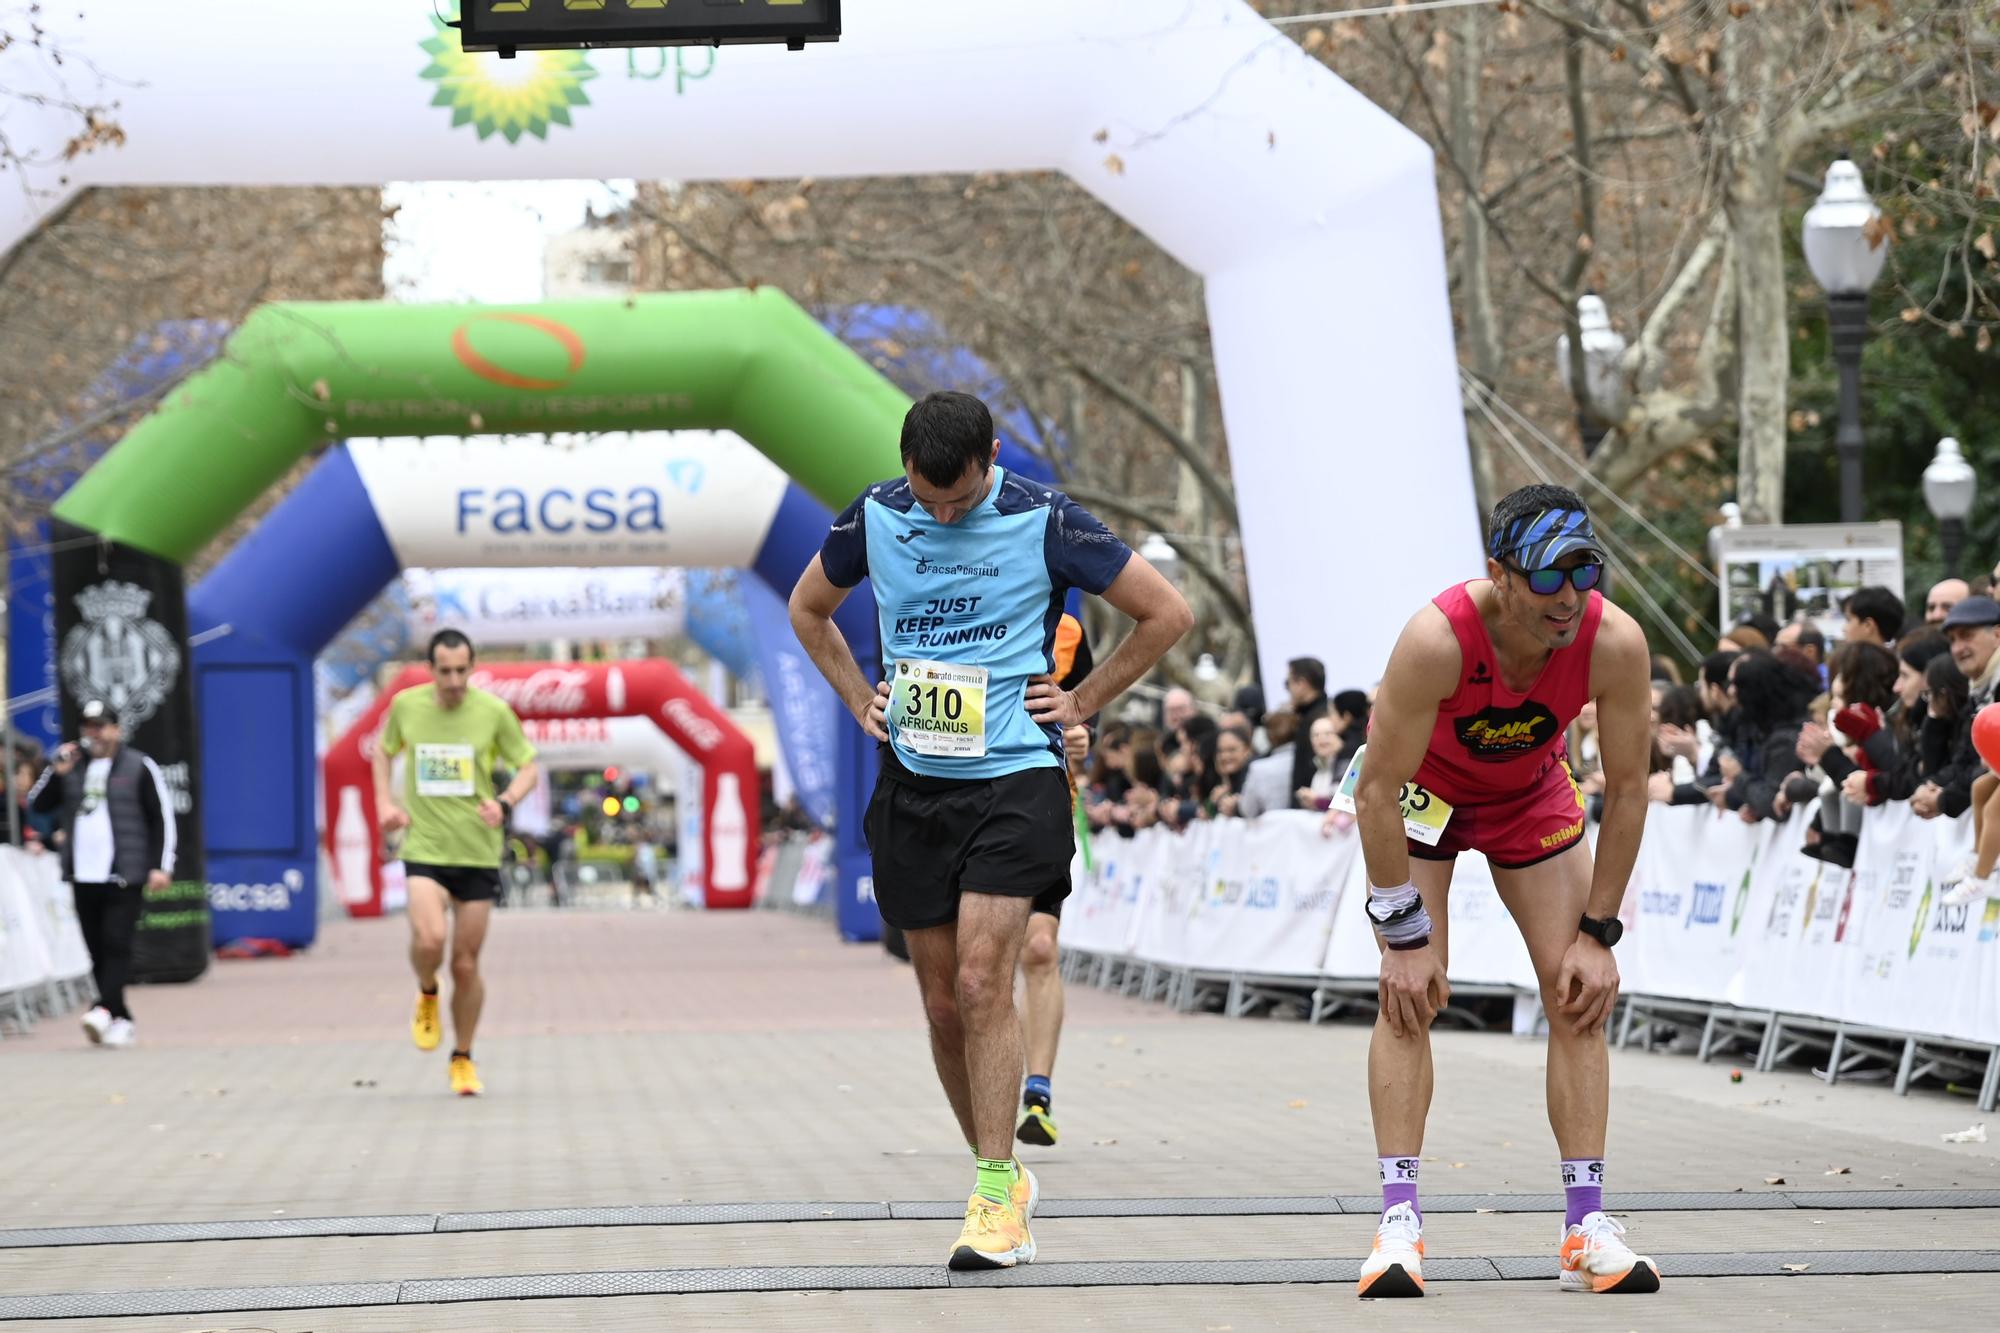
[974,1156,1016,1206]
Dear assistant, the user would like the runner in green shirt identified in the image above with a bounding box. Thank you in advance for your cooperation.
[374,630,539,1097]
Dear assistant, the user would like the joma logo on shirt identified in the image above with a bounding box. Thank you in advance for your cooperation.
[1454,703,1558,758]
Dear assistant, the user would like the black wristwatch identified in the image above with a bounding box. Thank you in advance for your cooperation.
[498,797,514,820]
[1578,913,1623,949]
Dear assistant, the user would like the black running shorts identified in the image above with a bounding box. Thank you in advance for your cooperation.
[403,862,502,904]
[864,755,1073,931]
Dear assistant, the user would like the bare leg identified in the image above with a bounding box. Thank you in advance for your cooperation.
[1368,860,1457,1157]
[406,877,449,991]
[447,899,493,1052]
[956,893,1035,1160]
[908,923,977,1147]
[1974,773,2000,879]
[1020,912,1063,1082]
[1492,845,1606,1158]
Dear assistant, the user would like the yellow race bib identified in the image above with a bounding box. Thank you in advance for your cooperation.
[891,659,989,759]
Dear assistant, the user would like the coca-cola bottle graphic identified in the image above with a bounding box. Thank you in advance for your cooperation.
[1834,870,1857,943]
[710,772,750,892]
[333,786,374,906]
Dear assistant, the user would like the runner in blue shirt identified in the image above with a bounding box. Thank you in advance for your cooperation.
[790,391,1191,1272]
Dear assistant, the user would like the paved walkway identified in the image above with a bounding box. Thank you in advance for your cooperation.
[1,907,1996,1328]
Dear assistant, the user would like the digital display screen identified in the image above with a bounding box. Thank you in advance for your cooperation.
[460,0,840,54]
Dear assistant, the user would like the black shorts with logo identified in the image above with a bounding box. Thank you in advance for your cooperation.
[864,753,1073,931]
[403,862,502,904]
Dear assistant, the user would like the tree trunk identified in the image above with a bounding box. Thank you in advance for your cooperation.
[1724,13,1790,525]
[1452,1,1503,514]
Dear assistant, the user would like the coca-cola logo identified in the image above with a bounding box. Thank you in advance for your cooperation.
[473,668,590,716]
[662,697,723,753]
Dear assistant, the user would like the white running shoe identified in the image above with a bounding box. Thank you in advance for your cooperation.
[1941,873,1994,908]
[1941,858,1978,889]
[101,1018,136,1048]
[1356,1201,1425,1298]
[1560,1211,1661,1293]
[80,1005,112,1044]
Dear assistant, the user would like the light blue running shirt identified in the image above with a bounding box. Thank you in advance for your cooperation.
[819,466,1132,780]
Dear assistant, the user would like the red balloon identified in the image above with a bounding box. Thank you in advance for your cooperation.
[1974,703,2000,775]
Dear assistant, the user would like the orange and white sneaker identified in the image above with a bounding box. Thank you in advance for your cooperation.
[1356,1202,1425,1298]
[448,1054,484,1097]
[947,1193,1036,1271]
[1560,1211,1661,1293]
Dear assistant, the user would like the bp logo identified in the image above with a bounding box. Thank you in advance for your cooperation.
[420,8,599,143]
[60,581,181,730]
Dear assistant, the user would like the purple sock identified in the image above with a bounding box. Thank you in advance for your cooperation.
[1562,1158,1604,1228]
[1379,1155,1420,1220]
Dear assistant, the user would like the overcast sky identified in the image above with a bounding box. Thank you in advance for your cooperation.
[383,179,635,304]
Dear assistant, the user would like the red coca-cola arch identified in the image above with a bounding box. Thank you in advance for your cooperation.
[323,659,760,914]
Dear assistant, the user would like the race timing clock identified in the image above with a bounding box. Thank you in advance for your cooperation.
[458,0,840,57]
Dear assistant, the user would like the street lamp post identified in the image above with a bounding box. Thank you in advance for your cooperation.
[1922,436,1977,580]
[1555,293,1629,456]
[1802,158,1889,524]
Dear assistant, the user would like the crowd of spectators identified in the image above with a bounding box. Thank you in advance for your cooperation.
[1082,656,1369,836]
[1639,572,2000,867]
[1080,566,2000,871]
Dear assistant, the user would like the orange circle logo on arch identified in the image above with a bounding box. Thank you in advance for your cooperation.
[450,313,587,391]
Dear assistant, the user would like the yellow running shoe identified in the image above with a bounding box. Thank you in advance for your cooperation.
[1011,1162,1040,1221]
[946,1193,1035,1271]
[1016,1101,1059,1147]
[449,1054,483,1097]
[411,992,441,1051]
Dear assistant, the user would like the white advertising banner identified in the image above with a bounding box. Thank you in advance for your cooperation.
[1616,805,1762,1005]
[0,849,61,994]
[349,432,788,569]
[1071,802,2000,1052]
[1180,813,1353,977]
[406,566,686,645]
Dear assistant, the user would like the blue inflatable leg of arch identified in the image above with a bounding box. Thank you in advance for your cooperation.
[191,447,400,947]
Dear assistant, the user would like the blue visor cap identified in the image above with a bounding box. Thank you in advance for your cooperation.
[1490,508,1607,570]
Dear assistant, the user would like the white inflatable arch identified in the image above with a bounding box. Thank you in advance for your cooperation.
[1,0,1477,696]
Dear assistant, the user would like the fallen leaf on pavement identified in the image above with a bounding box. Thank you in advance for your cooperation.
[1824,1166,1851,1175]
[1782,1263,1811,1273]
[1764,1176,1787,1185]
[1287,1099,1308,1110]
[1094,1138,1119,1146]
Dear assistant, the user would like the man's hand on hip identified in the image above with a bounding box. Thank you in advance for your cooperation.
[854,681,891,741]
[1025,675,1087,728]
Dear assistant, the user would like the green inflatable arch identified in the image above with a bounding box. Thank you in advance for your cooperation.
[55,287,907,557]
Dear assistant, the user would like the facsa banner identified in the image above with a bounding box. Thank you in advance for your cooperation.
[348,432,788,570]
[1073,802,2000,1049]
[405,566,686,645]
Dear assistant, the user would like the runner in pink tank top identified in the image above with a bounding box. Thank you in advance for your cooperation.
[1342,485,1661,1302]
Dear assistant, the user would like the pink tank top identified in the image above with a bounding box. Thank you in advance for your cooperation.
[1412,581,1603,805]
